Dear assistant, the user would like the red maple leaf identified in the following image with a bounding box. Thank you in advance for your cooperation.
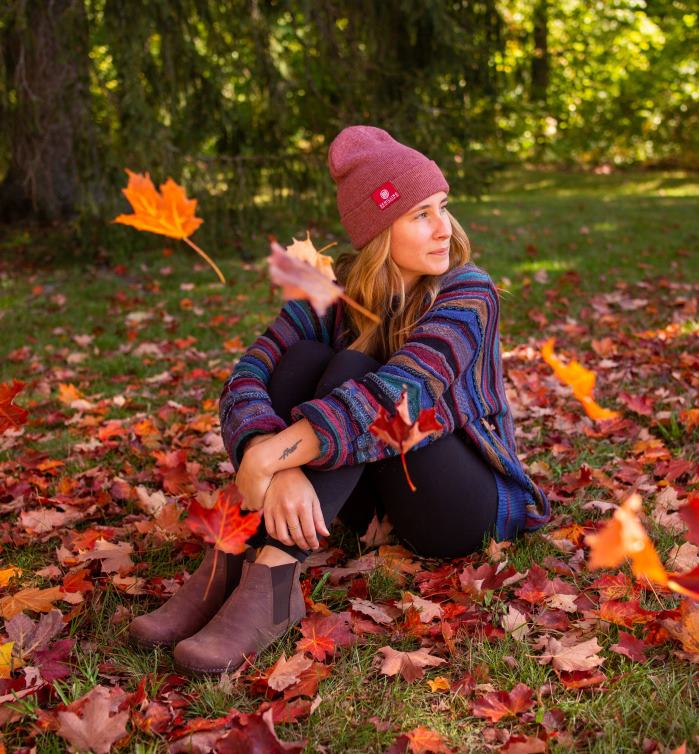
[678,493,699,546]
[471,682,534,722]
[186,484,261,598]
[369,387,443,492]
[153,450,193,495]
[0,380,28,433]
[609,630,648,663]
[295,611,354,661]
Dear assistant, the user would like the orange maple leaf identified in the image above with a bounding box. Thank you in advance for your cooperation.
[586,493,699,599]
[113,169,225,283]
[541,338,619,421]
[186,484,261,598]
[0,586,64,620]
[0,380,28,433]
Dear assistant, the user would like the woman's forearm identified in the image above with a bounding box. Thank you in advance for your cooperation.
[250,418,321,476]
[243,433,277,454]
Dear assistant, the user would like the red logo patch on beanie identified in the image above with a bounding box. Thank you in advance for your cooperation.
[371,181,401,210]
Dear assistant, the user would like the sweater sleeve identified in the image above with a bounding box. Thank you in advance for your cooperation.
[219,298,334,473]
[290,265,497,470]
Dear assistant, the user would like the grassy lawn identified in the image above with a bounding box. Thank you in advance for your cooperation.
[0,167,697,752]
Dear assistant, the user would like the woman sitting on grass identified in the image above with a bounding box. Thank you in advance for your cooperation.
[128,125,551,674]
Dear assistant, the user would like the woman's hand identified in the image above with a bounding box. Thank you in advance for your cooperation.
[262,467,330,551]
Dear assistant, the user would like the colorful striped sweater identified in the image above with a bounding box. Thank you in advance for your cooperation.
[219,262,551,541]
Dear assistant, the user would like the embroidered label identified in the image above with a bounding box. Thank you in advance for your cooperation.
[371,181,401,210]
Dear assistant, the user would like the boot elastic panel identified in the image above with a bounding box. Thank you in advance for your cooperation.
[270,562,298,624]
[224,547,256,596]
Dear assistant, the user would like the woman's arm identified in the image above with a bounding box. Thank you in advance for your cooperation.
[235,419,321,512]
[246,418,321,476]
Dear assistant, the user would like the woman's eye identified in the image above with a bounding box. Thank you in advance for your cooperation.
[416,206,447,219]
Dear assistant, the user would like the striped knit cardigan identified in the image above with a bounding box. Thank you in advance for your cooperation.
[219,262,550,541]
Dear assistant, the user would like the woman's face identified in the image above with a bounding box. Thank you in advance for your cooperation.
[389,191,452,292]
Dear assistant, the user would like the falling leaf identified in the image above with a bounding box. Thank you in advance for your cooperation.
[56,684,130,754]
[376,646,446,683]
[678,494,699,546]
[541,338,619,421]
[268,240,344,317]
[369,388,444,492]
[185,484,261,555]
[186,484,261,598]
[114,169,202,238]
[0,380,28,433]
[586,493,669,587]
[282,232,336,280]
[113,168,224,283]
[537,636,605,672]
[268,239,380,323]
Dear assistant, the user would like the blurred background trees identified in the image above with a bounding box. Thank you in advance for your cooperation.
[1,0,696,252]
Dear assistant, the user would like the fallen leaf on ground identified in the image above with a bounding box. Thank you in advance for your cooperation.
[56,684,129,754]
[537,636,605,672]
[0,587,64,620]
[376,646,446,683]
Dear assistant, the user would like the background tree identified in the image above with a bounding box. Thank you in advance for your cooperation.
[1,0,696,251]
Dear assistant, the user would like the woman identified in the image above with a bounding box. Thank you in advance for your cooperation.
[128,125,551,674]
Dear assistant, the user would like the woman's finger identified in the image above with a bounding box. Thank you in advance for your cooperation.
[287,515,311,551]
[312,498,331,537]
[298,505,319,550]
[275,514,294,547]
[264,511,277,540]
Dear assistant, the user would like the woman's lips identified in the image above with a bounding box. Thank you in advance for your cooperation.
[430,247,449,255]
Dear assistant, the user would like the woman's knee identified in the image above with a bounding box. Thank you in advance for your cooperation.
[281,340,335,364]
[268,341,335,422]
[372,433,498,558]
[314,349,382,398]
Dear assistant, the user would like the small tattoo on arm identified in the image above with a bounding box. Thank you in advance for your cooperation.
[279,440,301,460]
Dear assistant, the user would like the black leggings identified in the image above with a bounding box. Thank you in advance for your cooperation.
[247,340,498,561]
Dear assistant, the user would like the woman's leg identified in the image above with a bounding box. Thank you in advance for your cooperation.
[172,341,383,674]
[368,431,499,558]
[259,340,383,561]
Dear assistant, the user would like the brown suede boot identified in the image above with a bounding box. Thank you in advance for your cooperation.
[128,547,256,649]
[173,559,306,675]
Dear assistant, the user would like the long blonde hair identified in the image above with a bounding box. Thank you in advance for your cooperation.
[334,210,471,362]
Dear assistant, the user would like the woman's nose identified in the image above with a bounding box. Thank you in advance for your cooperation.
[433,215,451,238]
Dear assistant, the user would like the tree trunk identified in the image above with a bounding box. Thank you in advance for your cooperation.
[530,0,549,105]
[0,0,92,222]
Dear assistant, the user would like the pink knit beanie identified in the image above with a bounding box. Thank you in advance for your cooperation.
[328,125,449,250]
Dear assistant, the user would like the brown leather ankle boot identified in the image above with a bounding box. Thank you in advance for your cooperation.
[128,547,255,649]
[173,559,306,675]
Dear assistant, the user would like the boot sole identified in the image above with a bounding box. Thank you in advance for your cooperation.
[128,631,178,650]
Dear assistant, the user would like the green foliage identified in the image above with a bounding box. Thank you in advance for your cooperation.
[3,1,696,251]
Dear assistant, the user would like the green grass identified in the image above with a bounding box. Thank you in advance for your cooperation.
[0,167,697,752]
